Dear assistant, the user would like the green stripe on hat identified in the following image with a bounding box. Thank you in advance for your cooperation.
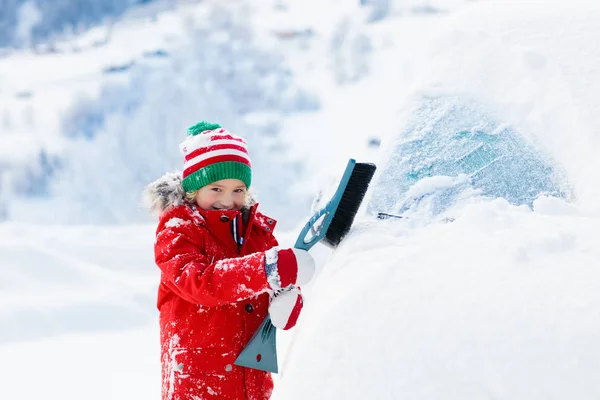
[182,161,252,192]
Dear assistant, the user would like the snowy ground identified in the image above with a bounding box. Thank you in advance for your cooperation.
[2,0,600,399]
[0,222,160,399]
[0,326,160,399]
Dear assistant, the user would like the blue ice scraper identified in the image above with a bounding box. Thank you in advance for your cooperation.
[234,158,376,373]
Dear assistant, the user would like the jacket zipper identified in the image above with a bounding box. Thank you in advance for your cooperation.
[235,206,256,400]
[238,206,256,256]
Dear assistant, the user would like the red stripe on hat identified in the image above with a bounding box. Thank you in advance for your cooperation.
[197,128,229,135]
[183,154,251,179]
[184,143,248,162]
[208,134,246,142]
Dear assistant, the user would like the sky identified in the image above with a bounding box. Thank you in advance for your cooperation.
[1,0,599,399]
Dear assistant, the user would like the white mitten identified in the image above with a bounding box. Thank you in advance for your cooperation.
[269,287,303,330]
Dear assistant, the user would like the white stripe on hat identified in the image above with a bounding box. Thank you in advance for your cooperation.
[183,149,251,170]
[179,131,247,154]
[183,139,248,156]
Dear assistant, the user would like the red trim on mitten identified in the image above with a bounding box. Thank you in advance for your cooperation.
[283,292,303,330]
[276,248,299,288]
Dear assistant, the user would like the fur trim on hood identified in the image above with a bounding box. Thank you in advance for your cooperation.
[143,172,257,216]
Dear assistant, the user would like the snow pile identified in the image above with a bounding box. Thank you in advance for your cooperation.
[276,197,600,399]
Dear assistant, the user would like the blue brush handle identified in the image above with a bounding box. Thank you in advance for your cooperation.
[294,158,356,250]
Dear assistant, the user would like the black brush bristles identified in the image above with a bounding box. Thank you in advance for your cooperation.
[323,162,377,248]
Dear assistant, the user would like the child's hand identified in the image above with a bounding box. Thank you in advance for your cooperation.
[265,247,316,291]
[269,287,303,330]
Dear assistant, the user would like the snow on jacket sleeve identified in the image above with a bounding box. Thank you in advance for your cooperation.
[154,209,273,306]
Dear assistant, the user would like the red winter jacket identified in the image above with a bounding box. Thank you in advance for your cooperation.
[152,182,287,400]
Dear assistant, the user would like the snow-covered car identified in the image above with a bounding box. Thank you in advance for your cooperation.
[272,2,600,399]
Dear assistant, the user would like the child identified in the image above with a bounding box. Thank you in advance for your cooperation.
[144,121,315,400]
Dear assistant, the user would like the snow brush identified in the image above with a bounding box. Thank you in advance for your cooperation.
[235,158,377,373]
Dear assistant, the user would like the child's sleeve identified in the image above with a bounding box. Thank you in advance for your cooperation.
[154,218,272,306]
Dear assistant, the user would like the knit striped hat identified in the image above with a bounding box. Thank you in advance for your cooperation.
[179,121,252,192]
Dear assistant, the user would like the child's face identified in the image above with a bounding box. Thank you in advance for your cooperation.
[195,179,247,211]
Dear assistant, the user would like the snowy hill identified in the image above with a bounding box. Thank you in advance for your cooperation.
[0,0,168,49]
[0,0,321,228]
[2,0,600,399]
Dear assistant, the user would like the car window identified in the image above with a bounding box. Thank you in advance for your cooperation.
[368,95,571,218]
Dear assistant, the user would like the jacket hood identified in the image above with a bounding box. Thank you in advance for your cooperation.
[143,172,257,216]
